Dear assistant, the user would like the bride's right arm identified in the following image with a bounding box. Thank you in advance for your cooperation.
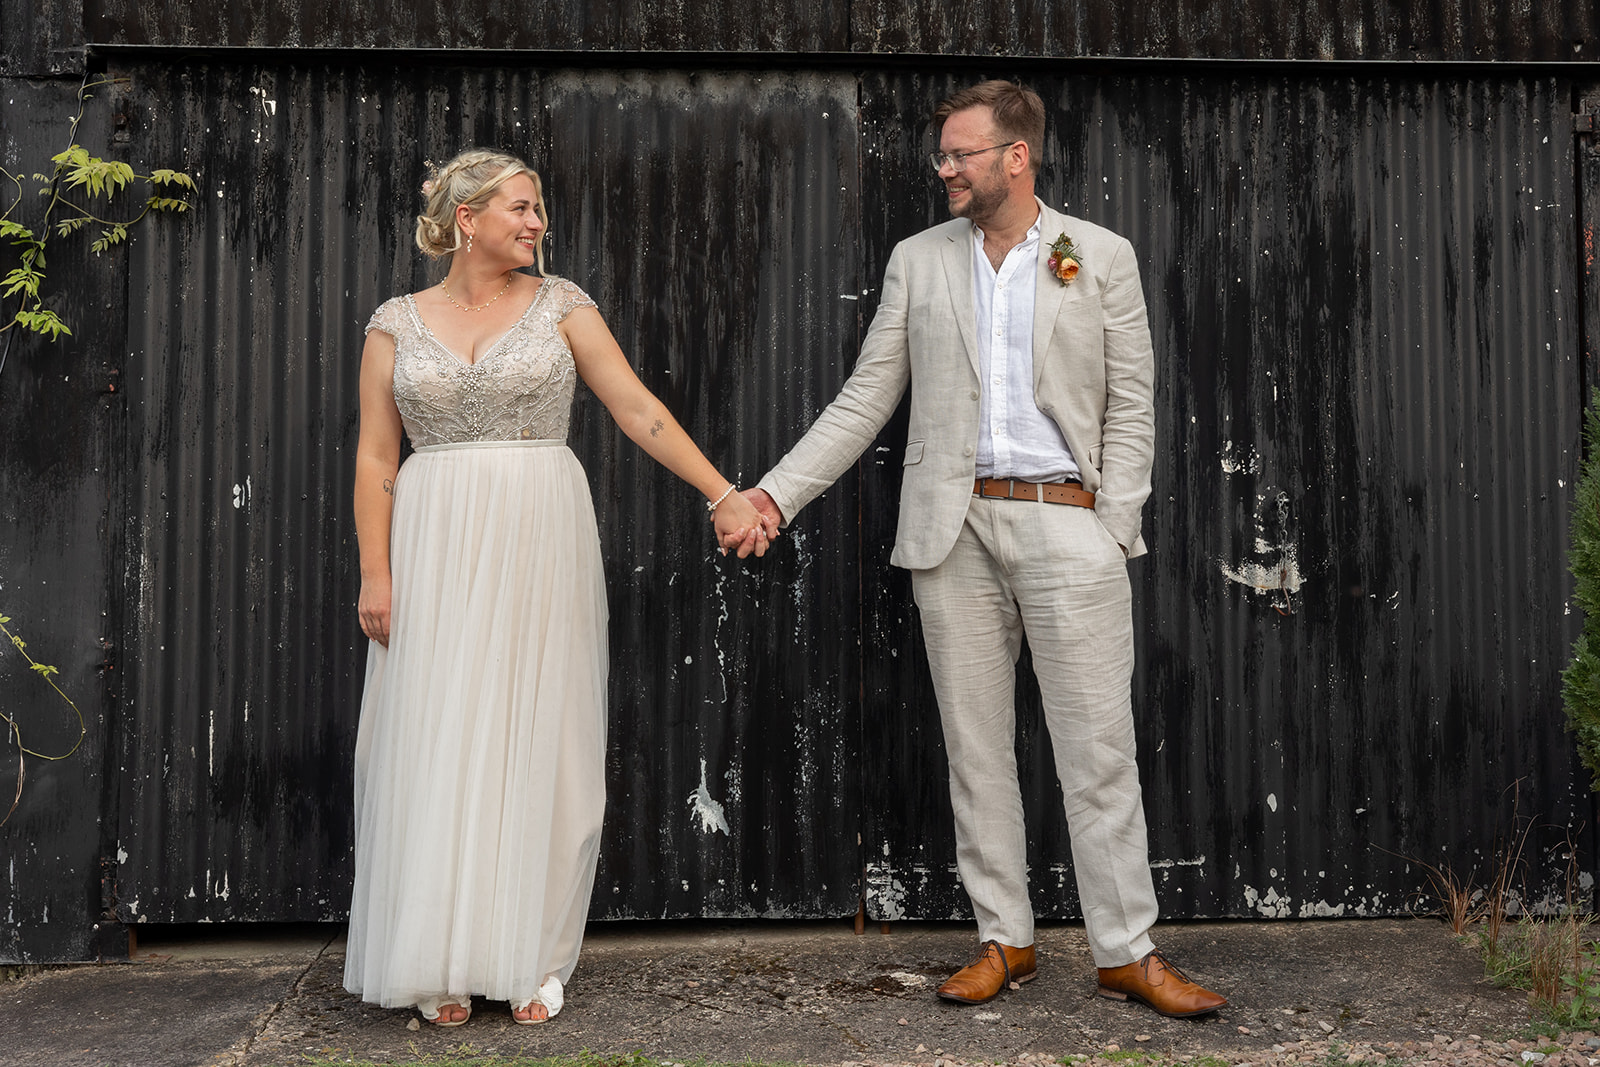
[354,329,403,646]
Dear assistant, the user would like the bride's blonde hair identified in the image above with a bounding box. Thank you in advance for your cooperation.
[415,149,548,274]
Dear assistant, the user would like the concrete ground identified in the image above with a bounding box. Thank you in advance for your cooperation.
[0,918,1534,1067]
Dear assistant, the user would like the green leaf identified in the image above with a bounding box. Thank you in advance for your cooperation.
[0,219,33,240]
[14,309,71,340]
[90,224,128,253]
[146,196,190,213]
[1,266,41,298]
[52,148,134,200]
[0,615,11,625]
[55,216,92,237]
[149,169,197,191]
[28,662,58,679]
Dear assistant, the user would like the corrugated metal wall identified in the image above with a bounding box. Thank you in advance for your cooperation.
[75,0,1599,60]
[0,85,122,963]
[858,71,1592,920]
[114,62,866,923]
[5,0,1600,961]
[104,58,1597,931]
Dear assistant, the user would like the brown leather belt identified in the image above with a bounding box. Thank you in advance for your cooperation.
[973,477,1096,509]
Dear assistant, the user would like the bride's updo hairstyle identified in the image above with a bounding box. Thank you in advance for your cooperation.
[415,149,549,273]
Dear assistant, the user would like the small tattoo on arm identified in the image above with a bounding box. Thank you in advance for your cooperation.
[649,419,664,438]
[382,479,394,495]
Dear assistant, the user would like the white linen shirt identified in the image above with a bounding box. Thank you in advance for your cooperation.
[971,218,1080,483]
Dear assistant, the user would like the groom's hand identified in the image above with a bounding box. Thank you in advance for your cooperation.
[727,488,783,559]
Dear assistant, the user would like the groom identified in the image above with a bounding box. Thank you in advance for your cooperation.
[735,81,1226,1017]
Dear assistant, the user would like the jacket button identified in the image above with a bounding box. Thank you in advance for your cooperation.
[963,446,974,457]
[970,390,979,400]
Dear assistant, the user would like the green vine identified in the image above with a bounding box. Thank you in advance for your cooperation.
[0,614,86,826]
[0,75,195,344]
[0,76,191,825]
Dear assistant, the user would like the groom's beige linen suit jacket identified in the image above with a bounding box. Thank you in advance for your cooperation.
[759,198,1156,563]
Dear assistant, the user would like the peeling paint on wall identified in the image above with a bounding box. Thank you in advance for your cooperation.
[686,758,730,837]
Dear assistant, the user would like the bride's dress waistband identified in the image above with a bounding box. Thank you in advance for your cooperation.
[414,439,566,453]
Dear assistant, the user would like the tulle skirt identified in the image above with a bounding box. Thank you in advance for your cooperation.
[344,439,608,1014]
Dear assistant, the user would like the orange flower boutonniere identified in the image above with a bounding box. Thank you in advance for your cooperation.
[1048,233,1082,285]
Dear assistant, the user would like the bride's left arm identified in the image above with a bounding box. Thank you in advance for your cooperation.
[562,305,773,555]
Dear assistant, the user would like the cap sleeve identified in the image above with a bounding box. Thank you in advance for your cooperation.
[365,297,406,337]
[545,277,597,323]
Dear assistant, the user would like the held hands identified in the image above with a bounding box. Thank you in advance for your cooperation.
[714,487,783,559]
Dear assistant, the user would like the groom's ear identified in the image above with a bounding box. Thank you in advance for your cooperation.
[1008,140,1032,179]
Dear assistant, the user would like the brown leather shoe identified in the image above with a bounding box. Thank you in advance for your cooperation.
[936,940,1038,1005]
[1097,951,1227,1018]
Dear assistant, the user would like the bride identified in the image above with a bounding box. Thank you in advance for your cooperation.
[344,148,773,1026]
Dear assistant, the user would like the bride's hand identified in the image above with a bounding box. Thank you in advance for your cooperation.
[713,490,771,558]
[359,573,392,647]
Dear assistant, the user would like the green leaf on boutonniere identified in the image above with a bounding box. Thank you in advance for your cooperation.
[1047,233,1082,285]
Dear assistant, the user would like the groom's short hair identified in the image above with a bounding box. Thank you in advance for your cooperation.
[932,81,1046,175]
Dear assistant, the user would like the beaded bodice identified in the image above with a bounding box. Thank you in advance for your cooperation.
[365,277,596,448]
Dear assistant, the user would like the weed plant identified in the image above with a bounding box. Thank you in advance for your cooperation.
[1474,914,1600,1027]
[1566,391,1600,787]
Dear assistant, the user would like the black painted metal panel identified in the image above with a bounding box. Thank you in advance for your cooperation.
[1,0,84,76]
[856,70,1596,922]
[112,61,863,924]
[851,2,1600,62]
[8,46,1600,960]
[0,80,121,962]
[82,0,850,53]
[75,0,1600,62]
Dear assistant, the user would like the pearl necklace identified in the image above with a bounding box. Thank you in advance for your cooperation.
[440,275,512,313]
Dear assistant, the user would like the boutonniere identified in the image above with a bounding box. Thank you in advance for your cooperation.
[1047,233,1082,285]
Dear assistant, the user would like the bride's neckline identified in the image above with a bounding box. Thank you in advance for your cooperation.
[405,279,549,368]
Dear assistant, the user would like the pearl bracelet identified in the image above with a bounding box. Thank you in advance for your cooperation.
[706,483,737,514]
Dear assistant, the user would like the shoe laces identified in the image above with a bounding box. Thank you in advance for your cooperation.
[978,939,1011,979]
[1143,950,1192,984]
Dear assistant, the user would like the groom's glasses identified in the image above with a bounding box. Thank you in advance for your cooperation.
[929,142,1018,173]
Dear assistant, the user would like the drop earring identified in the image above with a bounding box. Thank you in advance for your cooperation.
[466,234,473,254]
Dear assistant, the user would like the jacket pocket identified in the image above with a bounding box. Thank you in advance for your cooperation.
[1087,443,1103,470]
[904,441,926,465]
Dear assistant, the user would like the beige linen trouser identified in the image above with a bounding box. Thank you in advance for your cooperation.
[911,495,1160,968]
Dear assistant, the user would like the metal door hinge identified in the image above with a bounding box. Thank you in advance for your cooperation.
[1577,111,1599,135]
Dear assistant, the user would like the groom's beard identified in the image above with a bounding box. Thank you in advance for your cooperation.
[945,158,1007,222]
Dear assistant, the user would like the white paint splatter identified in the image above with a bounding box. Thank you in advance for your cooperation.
[1299,900,1348,917]
[1220,440,1261,475]
[1149,855,1207,869]
[1267,793,1278,812]
[1243,883,1292,917]
[686,758,730,836]
[247,86,277,116]
[1219,557,1302,594]
[864,861,909,920]
[232,476,251,509]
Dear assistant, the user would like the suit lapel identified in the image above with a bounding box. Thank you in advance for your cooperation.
[1032,203,1069,393]
[940,225,981,379]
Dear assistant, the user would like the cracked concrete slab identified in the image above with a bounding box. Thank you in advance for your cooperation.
[1,944,327,1066]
